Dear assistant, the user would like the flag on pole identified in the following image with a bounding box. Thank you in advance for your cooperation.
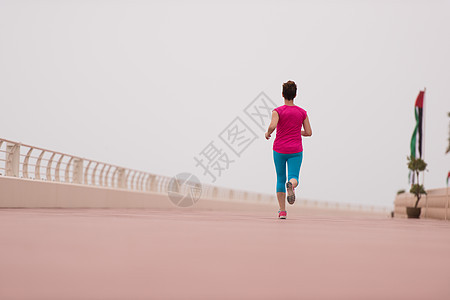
[447,171,450,186]
[410,90,425,159]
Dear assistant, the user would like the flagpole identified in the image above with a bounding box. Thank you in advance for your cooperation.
[446,184,448,221]
[446,173,449,221]
[423,87,428,218]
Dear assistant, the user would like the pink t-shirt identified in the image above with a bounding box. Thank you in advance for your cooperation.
[273,105,307,154]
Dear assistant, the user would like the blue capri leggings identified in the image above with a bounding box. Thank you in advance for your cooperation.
[273,150,303,193]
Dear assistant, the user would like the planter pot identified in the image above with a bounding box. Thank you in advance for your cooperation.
[406,207,421,219]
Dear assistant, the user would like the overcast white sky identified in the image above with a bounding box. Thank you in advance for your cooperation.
[1,0,449,208]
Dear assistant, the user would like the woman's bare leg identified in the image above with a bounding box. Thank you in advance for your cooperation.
[289,178,298,188]
[277,192,286,211]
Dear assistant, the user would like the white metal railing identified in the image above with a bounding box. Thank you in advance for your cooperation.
[0,138,392,212]
[0,138,276,204]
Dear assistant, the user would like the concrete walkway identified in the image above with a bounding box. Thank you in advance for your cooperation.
[1,208,449,299]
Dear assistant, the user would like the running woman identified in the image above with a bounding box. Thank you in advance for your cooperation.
[265,81,312,219]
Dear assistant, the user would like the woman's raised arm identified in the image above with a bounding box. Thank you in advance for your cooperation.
[265,111,279,140]
[301,116,312,137]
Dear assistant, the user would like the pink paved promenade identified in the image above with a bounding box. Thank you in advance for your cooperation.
[1,208,450,300]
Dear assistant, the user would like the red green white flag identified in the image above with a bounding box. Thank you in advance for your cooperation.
[410,90,425,159]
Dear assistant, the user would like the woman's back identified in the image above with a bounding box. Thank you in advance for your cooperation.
[273,105,307,154]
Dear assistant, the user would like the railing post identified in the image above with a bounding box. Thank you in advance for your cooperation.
[117,168,126,189]
[151,175,159,192]
[73,159,84,184]
[6,143,20,177]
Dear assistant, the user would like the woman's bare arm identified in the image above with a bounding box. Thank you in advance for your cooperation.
[265,111,279,140]
[301,116,312,137]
